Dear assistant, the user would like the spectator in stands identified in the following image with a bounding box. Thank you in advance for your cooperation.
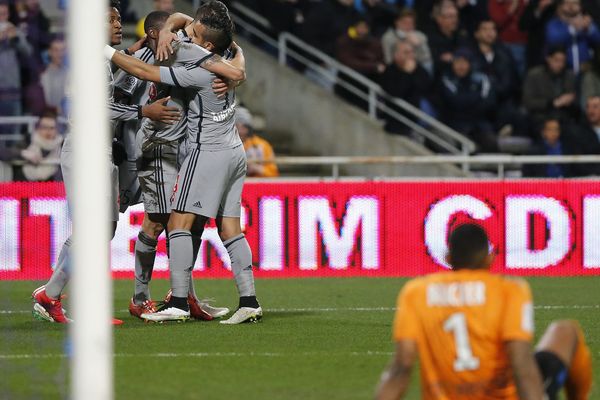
[427,1,468,75]
[40,37,66,115]
[522,46,578,127]
[488,0,528,77]
[335,18,384,109]
[12,0,50,67]
[523,117,589,177]
[439,47,498,153]
[380,39,432,134]
[354,0,398,37]
[545,0,600,73]
[235,107,279,178]
[471,19,526,137]
[301,0,358,56]
[580,47,600,106]
[0,1,31,137]
[17,110,62,182]
[519,0,556,68]
[454,0,488,34]
[381,9,432,73]
[574,96,600,156]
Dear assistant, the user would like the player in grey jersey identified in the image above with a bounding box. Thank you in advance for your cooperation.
[107,2,261,324]
[31,1,181,325]
[117,10,237,320]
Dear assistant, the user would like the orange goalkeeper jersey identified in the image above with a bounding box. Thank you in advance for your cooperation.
[393,269,534,400]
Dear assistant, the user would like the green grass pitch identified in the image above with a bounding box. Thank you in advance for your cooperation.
[0,277,598,399]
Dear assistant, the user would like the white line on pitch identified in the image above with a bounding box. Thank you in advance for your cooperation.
[2,304,599,315]
[0,351,394,360]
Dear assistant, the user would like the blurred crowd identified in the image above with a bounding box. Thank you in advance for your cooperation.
[0,0,67,181]
[246,0,600,176]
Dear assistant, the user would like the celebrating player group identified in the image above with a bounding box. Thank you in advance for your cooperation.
[31,0,261,325]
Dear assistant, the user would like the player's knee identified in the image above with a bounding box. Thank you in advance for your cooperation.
[141,220,165,240]
[218,226,242,242]
[548,320,579,336]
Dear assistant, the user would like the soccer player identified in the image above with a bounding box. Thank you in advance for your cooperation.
[120,7,239,321]
[31,0,181,324]
[375,223,593,400]
[105,2,261,324]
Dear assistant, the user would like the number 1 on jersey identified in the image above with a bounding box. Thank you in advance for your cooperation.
[444,312,480,372]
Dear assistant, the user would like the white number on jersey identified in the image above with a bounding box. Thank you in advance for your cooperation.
[443,312,480,372]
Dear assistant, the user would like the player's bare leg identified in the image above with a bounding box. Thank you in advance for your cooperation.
[217,216,261,324]
[535,320,592,400]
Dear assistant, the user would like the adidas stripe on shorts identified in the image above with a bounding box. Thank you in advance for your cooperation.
[137,141,179,215]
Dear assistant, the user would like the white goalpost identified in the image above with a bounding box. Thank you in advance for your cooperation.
[68,0,113,398]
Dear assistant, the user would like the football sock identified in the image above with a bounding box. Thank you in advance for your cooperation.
[133,231,157,304]
[239,296,260,309]
[565,322,592,400]
[168,229,193,299]
[168,296,189,311]
[188,230,203,299]
[224,234,256,299]
[46,236,72,299]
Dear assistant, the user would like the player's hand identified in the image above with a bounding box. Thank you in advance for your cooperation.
[157,30,178,61]
[127,34,147,55]
[142,96,181,124]
[212,78,236,98]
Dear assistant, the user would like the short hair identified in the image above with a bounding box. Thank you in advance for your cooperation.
[545,45,567,57]
[432,0,457,17]
[110,0,120,10]
[448,223,489,270]
[395,8,416,21]
[144,10,169,33]
[195,1,233,32]
[475,18,495,31]
[194,1,234,54]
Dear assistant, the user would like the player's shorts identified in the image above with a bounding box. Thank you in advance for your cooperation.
[137,141,179,214]
[171,144,246,218]
[534,350,568,400]
[118,159,142,212]
[61,148,120,222]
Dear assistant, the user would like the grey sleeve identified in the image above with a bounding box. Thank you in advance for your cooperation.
[108,101,140,121]
[159,62,213,90]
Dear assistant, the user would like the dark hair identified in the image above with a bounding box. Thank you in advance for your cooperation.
[195,1,234,32]
[110,0,120,11]
[144,10,169,33]
[475,18,495,31]
[448,223,489,269]
[394,8,416,21]
[545,45,567,57]
[194,1,234,54]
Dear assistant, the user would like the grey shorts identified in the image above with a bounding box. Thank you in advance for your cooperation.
[61,148,120,222]
[118,160,142,212]
[171,145,246,218]
[137,141,179,214]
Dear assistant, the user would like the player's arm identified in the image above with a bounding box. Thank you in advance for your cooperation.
[107,47,162,83]
[200,42,246,83]
[506,340,545,400]
[157,12,194,61]
[375,340,417,400]
[108,99,180,124]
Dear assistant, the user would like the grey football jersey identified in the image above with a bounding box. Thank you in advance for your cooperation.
[159,48,241,150]
[64,59,139,154]
[138,31,210,146]
[113,47,154,157]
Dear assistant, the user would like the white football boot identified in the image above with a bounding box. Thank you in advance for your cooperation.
[219,306,263,325]
[141,305,190,322]
[198,299,230,319]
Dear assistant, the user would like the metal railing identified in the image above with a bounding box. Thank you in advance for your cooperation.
[7,154,600,180]
[230,1,476,161]
[0,116,69,142]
